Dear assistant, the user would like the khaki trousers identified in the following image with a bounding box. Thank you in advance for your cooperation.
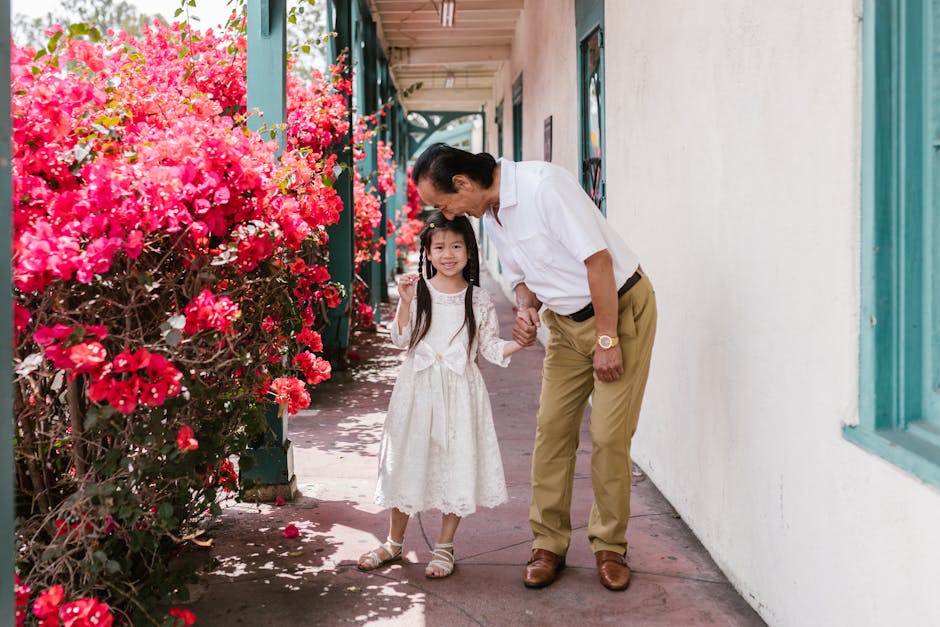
[529,273,656,556]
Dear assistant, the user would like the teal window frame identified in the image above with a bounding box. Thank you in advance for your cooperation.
[576,0,605,214]
[512,74,523,161]
[846,0,940,488]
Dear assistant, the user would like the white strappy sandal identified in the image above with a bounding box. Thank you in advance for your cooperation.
[425,542,455,579]
[358,536,403,571]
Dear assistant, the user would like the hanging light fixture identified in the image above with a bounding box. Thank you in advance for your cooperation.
[441,0,455,28]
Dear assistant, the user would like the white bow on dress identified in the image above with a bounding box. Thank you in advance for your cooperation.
[412,340,467,449]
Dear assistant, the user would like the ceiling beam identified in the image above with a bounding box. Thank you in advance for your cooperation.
[403,87,492,102]
[373,0,523,10]
[389,45,511,67]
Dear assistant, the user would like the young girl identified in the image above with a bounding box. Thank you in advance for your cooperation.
[358,211,524,579]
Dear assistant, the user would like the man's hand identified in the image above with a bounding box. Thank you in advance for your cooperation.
[513,307,540,346]
[594,343,624,382]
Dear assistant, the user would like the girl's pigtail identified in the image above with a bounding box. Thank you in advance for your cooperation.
[409,246,433,352]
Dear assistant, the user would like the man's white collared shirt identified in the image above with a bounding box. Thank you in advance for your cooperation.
[482,158,639,316]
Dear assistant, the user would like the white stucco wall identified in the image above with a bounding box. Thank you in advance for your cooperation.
[598,1,940,626]
[483,1,580,293]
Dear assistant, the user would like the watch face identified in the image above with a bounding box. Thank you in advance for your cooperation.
[598,336,612,349]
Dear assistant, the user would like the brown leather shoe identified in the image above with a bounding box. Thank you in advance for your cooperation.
[595,550,632,591]
[523,549,565,588]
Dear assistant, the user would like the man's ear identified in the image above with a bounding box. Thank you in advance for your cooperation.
[452,174,472,191]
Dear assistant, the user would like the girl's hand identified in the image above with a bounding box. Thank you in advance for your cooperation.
[397,273,420,304]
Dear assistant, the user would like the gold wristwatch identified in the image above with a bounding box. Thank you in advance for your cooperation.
[596,335,619,350]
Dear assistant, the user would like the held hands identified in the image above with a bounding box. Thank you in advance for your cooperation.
[512,307,540,347]
[397,273,420,304]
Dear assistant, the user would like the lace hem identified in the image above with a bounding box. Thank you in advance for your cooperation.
[374,493,509,517]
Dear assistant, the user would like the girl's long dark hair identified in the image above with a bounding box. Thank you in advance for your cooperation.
[408,211,481,356]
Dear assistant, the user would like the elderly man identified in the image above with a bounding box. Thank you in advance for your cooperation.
[412,143,657,591]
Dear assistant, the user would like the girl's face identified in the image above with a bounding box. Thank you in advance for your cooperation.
[427,228,468,279]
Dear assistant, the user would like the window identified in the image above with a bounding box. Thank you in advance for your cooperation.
[576,0,605,212]
[495,101,504,159]
[512,75,523,162]
[846,0,940,488]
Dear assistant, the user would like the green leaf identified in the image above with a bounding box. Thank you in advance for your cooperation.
[158,502,174,520]
[83,408,99,432]
[105,560,122,574]
[165,329,182,348]
[47,31,62,53]
[93,550,109,564]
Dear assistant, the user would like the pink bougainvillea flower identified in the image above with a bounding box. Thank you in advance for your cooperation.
[15,573,30,627]
[292,352,331,385]
[107,378,140,415]
[33,324,75,347]
[32,584,65,622]
[68,341,107,371]
[169,608,197,626]
[13,303,30,340]
[176,426,199,452]
[59,597,114,627]
[274,495,286,507]
[295,327,323,352]
[261,316,278,332]
[183,289,242,335]
[269,377,311,414]
[282,524,299,538]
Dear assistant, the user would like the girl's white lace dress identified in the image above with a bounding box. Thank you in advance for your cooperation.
[375,282,511,516]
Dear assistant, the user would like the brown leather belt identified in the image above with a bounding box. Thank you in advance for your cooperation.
[565,270,642,323]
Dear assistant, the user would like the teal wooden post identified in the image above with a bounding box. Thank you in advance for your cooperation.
[324,0,354,366]
[240,0,296,502]
[364,19,384,319]
[2,4,15,621]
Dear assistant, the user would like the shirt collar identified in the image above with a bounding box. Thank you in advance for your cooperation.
[496,158,518,211]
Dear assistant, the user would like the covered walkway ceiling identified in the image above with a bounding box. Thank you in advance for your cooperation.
[365,0,523,112]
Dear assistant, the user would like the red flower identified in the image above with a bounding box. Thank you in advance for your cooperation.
[59,597,114,627]
[261,316,278,332]
[295,327,323,352]
[106,378,139,415]
[176,426,199,452]
[32,584,65,623]
[274,495,286,506]
[169,608,197,626]
[292,352,331,385]
[68,341,107,372]
[15,574,30,627]
[13,303,30,340]
[282,524,299,538]
[269,377,311,414]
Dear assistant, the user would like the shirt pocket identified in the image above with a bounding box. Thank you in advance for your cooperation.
[516,233,555,272]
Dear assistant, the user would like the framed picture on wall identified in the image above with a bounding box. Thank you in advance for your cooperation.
[544,116,553,162]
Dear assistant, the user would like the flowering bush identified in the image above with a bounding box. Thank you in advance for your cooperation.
[10,16,378,623]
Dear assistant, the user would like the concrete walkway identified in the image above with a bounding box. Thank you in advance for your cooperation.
[185,271,765,626]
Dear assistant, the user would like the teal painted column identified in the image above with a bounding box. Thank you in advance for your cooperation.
[363,18,384,320]
[0,2,16,625]
[2,3,14,622]
[324,0,354,365]
[241,0,296,502]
